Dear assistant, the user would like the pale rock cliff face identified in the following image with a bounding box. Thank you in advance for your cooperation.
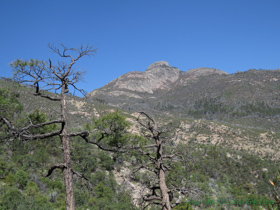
[86,61,227,100]
[108,61,182,94]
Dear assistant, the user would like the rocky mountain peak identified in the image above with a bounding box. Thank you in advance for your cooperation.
[146,61,170,71]
[87,61,182,97]
[185,67,229,77]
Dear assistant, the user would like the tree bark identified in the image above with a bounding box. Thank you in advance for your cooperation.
[136,112,172,210]
[159,168,171,210]
[157,141,171,210]
[60,84,75,210]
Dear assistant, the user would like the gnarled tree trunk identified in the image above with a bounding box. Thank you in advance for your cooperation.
[157,140,171,210]
[60,84,75,209]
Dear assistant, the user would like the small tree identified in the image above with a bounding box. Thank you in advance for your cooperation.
[1,44,96,210]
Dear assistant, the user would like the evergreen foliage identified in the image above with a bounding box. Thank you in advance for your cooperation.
[0,82,279,209]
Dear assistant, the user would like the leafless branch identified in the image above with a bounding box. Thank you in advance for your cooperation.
[72,169,93,189]
[45,164,66,177]
[70,83,87,96]
[48,44,97,79]
[137,111,157,132]
[143,201,162,210]
[21,119,64,131]
[135,147,156,161]
[143,195,162,201]
[1,116,63,141]
[77,133,124,153]
[131,162,157,178]
[21,129,62,140]
[68,131,89,138]
[34,92,61,101]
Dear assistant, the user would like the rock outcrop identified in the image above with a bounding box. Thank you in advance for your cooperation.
[88,61,182,96]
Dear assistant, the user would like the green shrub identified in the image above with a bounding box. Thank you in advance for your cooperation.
[15,170,28,189]
[25,181,39,196]
[0,187,23,209]
[99,152,114,171]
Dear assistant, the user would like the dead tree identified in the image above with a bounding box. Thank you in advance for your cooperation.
[2,44,96,210]
[74,111,195,209]
[135,112,171,209]
[131,112,180,210]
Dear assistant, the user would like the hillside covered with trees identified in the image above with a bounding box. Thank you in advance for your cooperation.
[0,45,279,210]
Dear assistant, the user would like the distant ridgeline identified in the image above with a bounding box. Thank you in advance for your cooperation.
[86,61,280,129]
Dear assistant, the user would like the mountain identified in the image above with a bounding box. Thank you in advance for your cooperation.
[87,61,228,97]
[86,61,280,130]
[1,73,280,209]
[86,61,229,110]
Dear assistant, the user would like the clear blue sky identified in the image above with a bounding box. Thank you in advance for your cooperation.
[1,0,279,96]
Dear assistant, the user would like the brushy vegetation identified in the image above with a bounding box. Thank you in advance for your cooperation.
[0,79,279,209]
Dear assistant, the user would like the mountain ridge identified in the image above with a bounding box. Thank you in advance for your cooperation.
[86,61,280,130]
[87,61,228,97]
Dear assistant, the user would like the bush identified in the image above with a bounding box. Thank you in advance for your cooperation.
[25,181,39,196]
[15,170,28,189]
[0,188,23,209]
[99,152,114,171]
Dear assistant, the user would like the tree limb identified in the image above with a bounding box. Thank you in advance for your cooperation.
[45,164,66,177]
[131,162,157,177]
[34,92,61,101]
[143,195,162,201]
[72,169,93,189]
[21,129,62,140]
[21,119,64,131]
[1,116,64,141]
[68,131,89,138]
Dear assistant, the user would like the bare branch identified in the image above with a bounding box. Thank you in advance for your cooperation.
[21,129,62,140]
[77,133,124,153]
[131,162,157,177]
[48,58,62,80]
[20,119,64,131]
[136,147,156,161]
[0,117,17,136]
[137,111,156,130]
[1,116,63,141]
[143,195,162,201]
[48,44,97,79]
[34,92,61,101]
[68,131,89,138]
[70,83,87,96]
[72,169,93,189]
[138,112,156,126]
[45,164,66,177]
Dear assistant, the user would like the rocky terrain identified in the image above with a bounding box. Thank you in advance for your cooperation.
[87,61,228,100]
[1,63,280,209]
[86,61,280,131]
